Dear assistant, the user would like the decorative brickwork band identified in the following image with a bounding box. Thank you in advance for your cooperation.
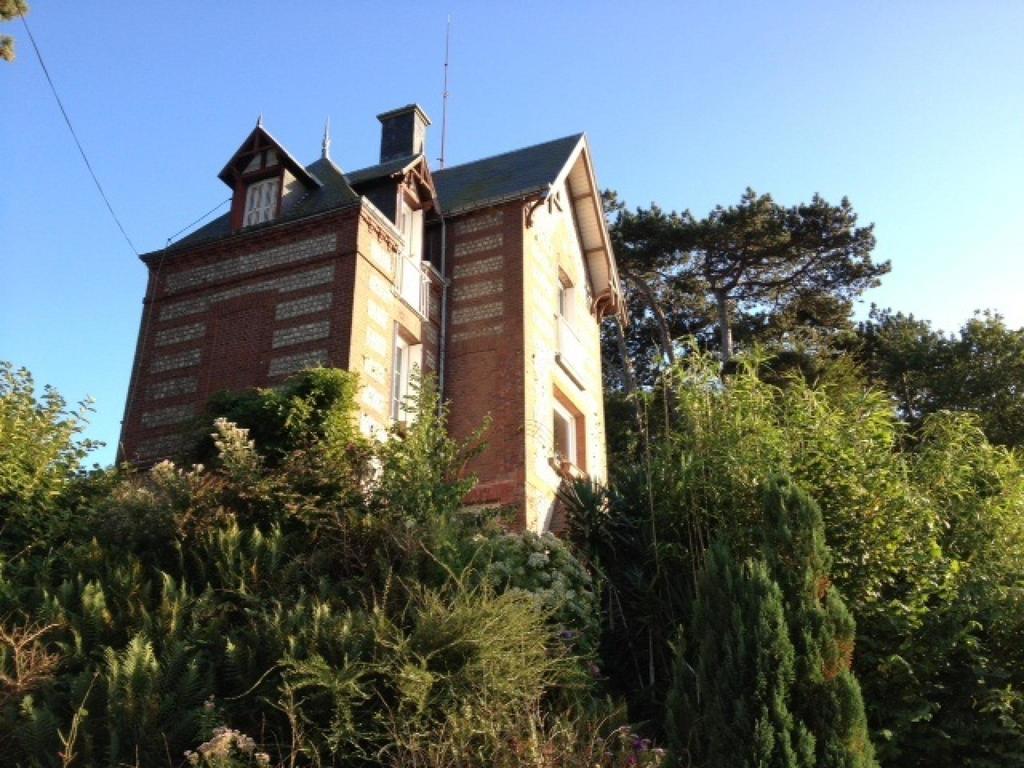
[272,321,331,349]
[147,377,198,400]
[140,404,195,428]
[453,255,502,279]
[275,293,333,320]
[269,349,328,377]
[163,234,337,294]
[135,433,188,460]
[454,210,504,235]
[453,278,504,302]
[451,301,503,326]
[160,266,336,321]
[150,348,201,373]
[154,322,206,347]
[453,233,502,258]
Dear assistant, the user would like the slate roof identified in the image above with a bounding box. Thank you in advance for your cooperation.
[432,134,583,215]
[344,155,424,186]
[153,133,583,258]
[157,157,360,256]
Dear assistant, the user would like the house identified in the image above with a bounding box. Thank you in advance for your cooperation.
[119,105,624,531]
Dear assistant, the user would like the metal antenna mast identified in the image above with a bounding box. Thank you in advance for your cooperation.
[439,15,451,168]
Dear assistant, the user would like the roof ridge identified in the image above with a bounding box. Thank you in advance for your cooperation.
[435,133,583,174]
[307,155,347,176]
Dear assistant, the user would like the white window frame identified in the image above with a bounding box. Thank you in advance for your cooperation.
[244,177,280,226]
[391,332,409,423]
[398,200,424,261]
[558,273,575,325]
[552,399,578,466]
[391,327,422,423]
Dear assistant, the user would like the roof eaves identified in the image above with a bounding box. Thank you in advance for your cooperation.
[346,154,424,185]
[141,199,363,264]
[439,185,549,218]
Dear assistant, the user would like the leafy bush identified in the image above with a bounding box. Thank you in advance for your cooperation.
[0,365,609,767]
[569,351,1024,765]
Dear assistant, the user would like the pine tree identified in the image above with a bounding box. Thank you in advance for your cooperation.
[758,475,877,768]
[666,539,814,768]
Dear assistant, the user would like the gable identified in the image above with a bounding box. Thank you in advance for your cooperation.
[218,124,321,190]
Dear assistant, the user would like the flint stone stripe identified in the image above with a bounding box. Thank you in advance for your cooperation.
[141,404,195,428]
[269,349,327,377]
[164,234,337,293]
[454,233,502,258]
[160,265,336,321]
[451,301,503,326]
[451,323,504,343]
[150,348,201,373]
[453,255,502,279]
[453,278,503,302]
[454,210,503,235]
[275,293,333,320]
[147,377,198,400]
[136,433,187,460]
[154,322,206,347]
[272,321,331,349]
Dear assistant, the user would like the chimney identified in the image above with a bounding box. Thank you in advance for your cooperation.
[377,104,431,163]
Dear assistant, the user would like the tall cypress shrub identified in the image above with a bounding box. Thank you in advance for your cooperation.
[758,475,877,768]
[666,539,814,768]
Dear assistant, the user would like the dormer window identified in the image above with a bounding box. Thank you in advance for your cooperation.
[244,177,280,226]
[218,120,324,234]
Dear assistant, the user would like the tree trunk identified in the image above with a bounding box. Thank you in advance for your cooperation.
[714,289,733,362]
[632,274,676,365]
[613,317,638,396]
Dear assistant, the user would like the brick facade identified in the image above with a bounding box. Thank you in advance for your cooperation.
[121,109,622,531]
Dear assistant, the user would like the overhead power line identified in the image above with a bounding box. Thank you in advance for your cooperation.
[20,11,139,255]
[165,198,231,246]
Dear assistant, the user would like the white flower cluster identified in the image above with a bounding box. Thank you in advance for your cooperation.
[481,531,599,649]
[184,725,270,766]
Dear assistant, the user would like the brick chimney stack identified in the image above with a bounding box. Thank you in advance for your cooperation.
[377,104,431,163]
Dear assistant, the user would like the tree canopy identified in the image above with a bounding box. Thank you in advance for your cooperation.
[604,188,887,387]
[0,0,28,62]
[855,307,1024,448]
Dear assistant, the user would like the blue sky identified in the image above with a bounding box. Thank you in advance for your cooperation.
[3,1,1022,466]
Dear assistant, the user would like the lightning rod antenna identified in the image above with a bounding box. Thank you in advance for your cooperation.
[439,15,451,169]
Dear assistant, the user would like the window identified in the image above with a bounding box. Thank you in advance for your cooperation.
[391,333,409,422]
[391,327,422,423]
[398,200,424,260]
[556,272,585,386]
[552,399,580,467]
[558,273,574,323]
[244,177,280,226]
[397,200,427,314]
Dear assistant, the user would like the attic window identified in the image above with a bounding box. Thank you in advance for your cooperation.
[244,177,280,226]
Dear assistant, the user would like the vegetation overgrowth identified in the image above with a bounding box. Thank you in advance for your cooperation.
[3,322,1024,766]
[1,365,652,767]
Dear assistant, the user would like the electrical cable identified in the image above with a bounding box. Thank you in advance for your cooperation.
[20,11,139,255]
[166,197,231,245]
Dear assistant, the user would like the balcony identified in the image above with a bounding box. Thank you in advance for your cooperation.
[556,315,586,388]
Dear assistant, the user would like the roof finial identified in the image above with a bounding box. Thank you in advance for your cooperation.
[322,116,332,159]
[256,113,264,128]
